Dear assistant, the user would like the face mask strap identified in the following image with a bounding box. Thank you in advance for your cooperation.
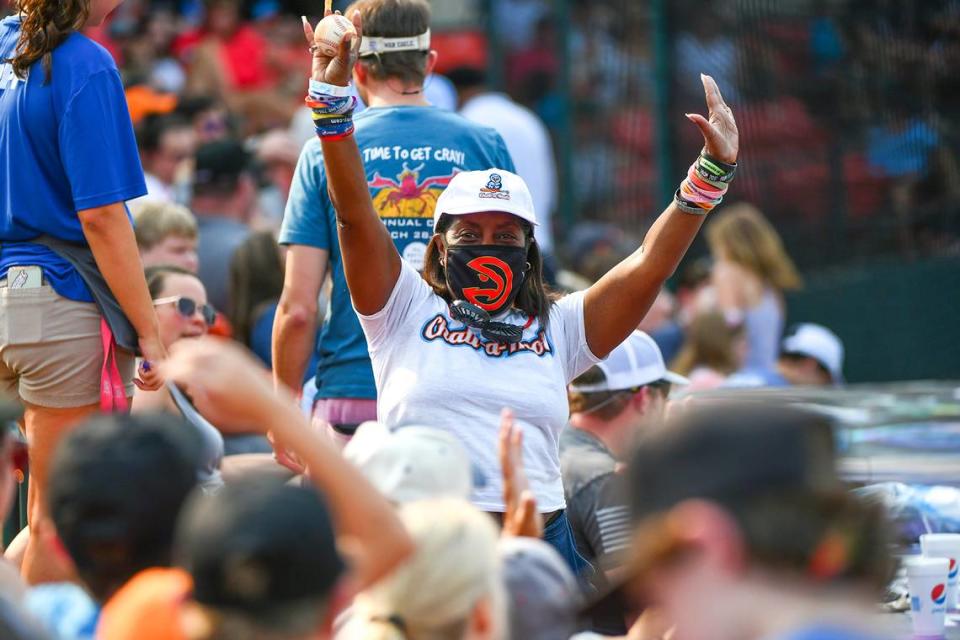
[449,300,524,344]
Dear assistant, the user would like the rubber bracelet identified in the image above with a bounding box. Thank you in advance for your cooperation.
[319,126,355,141]
[309,78,351,98]
[701,152,737,174]
[311,113,355,125]
[697,154,737,184]
[687,167,726,195]
[313,115,354,127]
[305,95,356,116]
[674,188,709,215]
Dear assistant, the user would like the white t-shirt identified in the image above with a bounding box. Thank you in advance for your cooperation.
[358,260,600,512]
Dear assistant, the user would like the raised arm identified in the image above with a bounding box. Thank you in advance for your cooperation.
[302,11,400,316]
[161,338,414,589]
[583,74,739,358]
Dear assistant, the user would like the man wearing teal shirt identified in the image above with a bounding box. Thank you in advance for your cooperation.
[275,0,514,443]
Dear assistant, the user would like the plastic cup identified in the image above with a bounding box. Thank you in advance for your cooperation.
[920,534,960,611]
[905,556,949,639]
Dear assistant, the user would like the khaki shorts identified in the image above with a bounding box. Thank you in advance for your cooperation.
[0,280,135,408]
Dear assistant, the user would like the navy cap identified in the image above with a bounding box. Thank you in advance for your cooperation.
[175,479,345,618]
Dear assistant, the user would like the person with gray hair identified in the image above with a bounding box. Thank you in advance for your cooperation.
[340,499,506,640]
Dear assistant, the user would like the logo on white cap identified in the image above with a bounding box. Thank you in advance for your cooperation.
[479,173,510,200]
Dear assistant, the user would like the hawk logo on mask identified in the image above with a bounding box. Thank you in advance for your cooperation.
[462,256,514,312]
[445,244,528,316]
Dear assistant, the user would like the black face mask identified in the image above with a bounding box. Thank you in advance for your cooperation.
[444,244,529,317]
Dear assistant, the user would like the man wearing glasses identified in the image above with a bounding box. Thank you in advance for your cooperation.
[561,330,687,632]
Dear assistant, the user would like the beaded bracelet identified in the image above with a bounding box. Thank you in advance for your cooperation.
[674,153,737,215]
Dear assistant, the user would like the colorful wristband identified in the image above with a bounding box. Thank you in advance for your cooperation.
[674,152,738,215]
[309,79,352,98]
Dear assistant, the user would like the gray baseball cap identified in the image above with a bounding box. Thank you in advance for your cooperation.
[499,537,582,640]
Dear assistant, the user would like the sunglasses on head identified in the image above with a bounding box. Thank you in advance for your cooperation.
[153,296,216,326]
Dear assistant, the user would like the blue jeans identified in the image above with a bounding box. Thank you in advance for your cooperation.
[543,511,593,576]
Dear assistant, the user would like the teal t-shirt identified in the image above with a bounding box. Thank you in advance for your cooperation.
[279,105,514,400]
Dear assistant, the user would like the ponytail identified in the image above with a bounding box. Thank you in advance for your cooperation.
[8,0,91,81]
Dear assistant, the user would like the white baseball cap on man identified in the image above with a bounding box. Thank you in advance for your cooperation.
[780,323,845,384]
[343,422,479,503]
[433,169,538,231]
[569,330,689,393]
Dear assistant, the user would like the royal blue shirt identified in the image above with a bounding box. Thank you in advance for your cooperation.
[280,106,514,400]
[0,16,146,302]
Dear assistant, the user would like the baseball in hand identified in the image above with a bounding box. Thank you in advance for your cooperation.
[313,14,357,57]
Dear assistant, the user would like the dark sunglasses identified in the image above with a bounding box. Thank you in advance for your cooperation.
[153,296,216,326]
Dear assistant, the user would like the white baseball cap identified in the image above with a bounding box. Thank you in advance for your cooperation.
[343,422,478,503]
[569,330,689,393]
[433,169,538,231]
[781,323,845,384]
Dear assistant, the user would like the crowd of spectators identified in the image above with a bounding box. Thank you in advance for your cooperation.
[0,0,935,639]
[492,0,960,266]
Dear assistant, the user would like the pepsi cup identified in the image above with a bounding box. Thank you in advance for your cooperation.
[905,556,950,639]
[921,534,960,611]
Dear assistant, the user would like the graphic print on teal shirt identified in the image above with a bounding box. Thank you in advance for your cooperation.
[278,105,515,401]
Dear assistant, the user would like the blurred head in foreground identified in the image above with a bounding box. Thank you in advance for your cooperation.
[48,413,202,603]
[345,499,504,640]
[174,479,345,640]
[624,404,892,640]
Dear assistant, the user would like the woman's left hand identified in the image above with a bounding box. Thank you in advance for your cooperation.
[159,337,289,429]
[686,74,739,164]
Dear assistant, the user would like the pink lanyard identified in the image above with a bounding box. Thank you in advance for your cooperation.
[100,317,129,413]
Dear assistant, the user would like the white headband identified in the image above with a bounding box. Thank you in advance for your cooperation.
[359,30,431,56]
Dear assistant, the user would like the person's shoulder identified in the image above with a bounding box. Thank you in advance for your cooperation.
[548,290,584,324]
[454,112,510,144]
[560,428,616,495]
[407,106,506,141]
[54,31,119,77]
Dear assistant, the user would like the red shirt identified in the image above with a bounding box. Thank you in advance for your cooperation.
[174,24,275,90]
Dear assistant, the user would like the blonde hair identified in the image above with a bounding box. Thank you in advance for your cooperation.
[706,203,802,290]
[349,499,505,640]
[671,311,744,376]
[131,201,198,250]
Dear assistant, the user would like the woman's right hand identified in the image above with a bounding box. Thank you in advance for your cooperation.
[134,334,167,391]
[160,337,293,430]
[301,9,363,87]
